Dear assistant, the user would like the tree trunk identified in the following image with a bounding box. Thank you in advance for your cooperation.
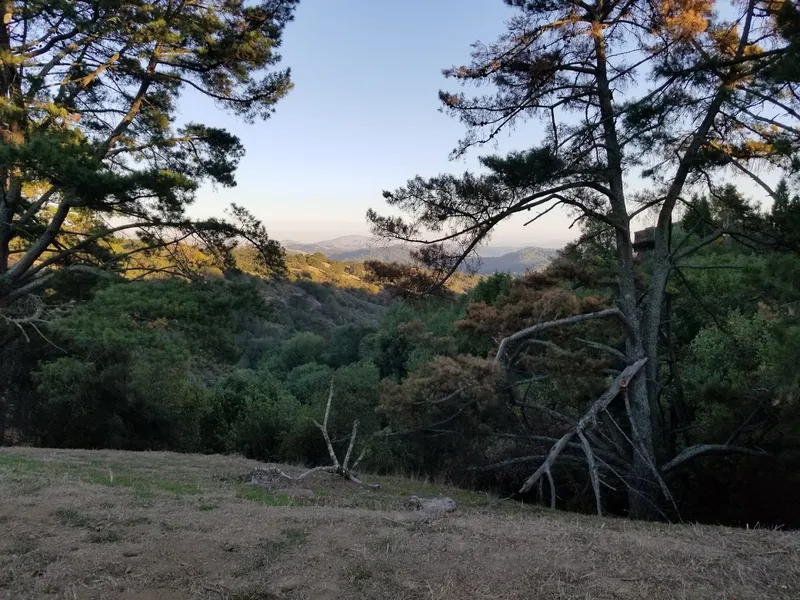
[591,18,661,519]
[620,245,661,520]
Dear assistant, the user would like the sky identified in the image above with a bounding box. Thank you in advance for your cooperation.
[181,1,774,249]
[182,0,578,248]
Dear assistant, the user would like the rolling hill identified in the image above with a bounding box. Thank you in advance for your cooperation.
[1,447,796,600]
[473,246,557,274]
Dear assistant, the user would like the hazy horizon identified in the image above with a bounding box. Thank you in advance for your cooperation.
[275,229,569,250]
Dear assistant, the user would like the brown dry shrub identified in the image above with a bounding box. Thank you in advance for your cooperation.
[380,355,504,430]
[458,286,582,340]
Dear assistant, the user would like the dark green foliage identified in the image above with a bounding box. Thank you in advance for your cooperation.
[4,0,800,530]
[283,363,334,405]
[208,370,305,461]
[25,279,265,450]
[263,332,327,373]
[1,273,390,467]
[326,324,375,368]
[469,273,513,305]
[1,0,295,309]
[4,221,800,526]
[361,299,465,380]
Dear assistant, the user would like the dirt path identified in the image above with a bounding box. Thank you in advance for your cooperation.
[1,447,798,599]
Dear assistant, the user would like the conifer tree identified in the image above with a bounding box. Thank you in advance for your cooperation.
[0,0,297,310]
[369,0,800,518]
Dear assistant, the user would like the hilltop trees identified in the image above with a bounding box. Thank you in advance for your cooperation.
[369,0,800,518]
[0,0,296,317]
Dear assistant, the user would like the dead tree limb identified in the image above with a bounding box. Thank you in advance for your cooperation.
[545,468,556,509]
[351,447,367,471]
[312,382,339,467]
[342,419,359,471]
[518,358,647,494]
[494,308,634,363]
[660,444,768,474]
[300,380,379,489]
[0,296,66,351]
[577,430,603,516]
[294,465,333,480]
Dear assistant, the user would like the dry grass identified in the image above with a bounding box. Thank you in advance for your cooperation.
[0,447,798,599]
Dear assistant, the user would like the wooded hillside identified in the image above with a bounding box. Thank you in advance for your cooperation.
[2,0,800,529]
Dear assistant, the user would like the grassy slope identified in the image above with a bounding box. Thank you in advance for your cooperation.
[0,448,798,600]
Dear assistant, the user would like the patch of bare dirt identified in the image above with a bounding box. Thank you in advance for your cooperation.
[0,447,798,600]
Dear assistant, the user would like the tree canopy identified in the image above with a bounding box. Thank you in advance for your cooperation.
[0,0,296,315]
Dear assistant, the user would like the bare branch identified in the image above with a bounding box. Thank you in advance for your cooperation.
[519,358,647,493]
[342,420,359,471]
[577,430,602,516]
[661,444,767,474]
[351,448,367,471]
[295,465,336,480]
[323,380,334,431]
[545,468,556,509]
[301,380,379,489]
[495,308,634,363]
[311,417,340,470]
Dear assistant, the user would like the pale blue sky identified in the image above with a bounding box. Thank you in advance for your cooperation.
[182,0,769,248]
[183,0,576,247]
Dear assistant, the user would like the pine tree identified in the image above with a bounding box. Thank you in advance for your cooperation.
[369,0,800,518]
[0,0,298,310]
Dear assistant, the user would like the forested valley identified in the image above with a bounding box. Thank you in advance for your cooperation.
[2,0,800,531]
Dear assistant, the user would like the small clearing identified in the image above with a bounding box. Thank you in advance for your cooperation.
[0,447,797,599]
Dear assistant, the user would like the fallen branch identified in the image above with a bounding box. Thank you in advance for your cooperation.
[518,358,647,494]
[545,468,556,509]
[342,419,359,471]
[311,382,340,470]
[250,381,380,489]
[296,380,379,489]
[660,444,768,474]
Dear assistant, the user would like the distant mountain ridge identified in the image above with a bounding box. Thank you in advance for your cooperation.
[281,235,558,275]
[282,235,375,254]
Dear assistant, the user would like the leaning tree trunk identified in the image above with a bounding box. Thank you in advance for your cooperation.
[618,237,660,519]
[592,16,664,519]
